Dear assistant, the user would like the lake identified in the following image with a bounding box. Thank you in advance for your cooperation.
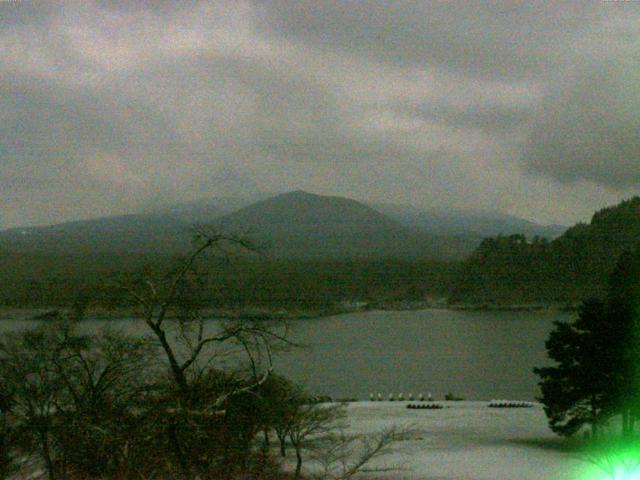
[277,309,570,401]
[0,308,571,401]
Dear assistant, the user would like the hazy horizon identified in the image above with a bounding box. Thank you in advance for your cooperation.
[2,1,640,229]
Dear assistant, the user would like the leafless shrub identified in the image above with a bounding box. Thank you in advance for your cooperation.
[306,425,415,480]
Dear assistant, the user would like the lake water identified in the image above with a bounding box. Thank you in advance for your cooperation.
[0,309,571,401]
[276,309,570,401]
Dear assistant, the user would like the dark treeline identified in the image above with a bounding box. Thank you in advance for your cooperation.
[5,196,640,312]
[451,197,640,305]
[0,252,460,313]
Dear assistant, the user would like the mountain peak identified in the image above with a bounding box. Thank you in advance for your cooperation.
[212,190,469,259]
[277,190,319,199]
[222,190,388,225]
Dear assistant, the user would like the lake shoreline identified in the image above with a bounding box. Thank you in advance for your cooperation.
[0,308,567,401]
[0,300,578,321]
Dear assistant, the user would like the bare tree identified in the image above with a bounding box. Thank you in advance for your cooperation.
[288,402,346,479]
[113,229,283,394]
[0,368,22,480]
[281,395,414,480]
[0,319,156,480]
[0,322,73,480]
[52,329,155,479]
[307,425,414,480]
[113,225,291,478]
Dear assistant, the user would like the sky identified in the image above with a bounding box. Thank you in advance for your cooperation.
[1,1,640,229]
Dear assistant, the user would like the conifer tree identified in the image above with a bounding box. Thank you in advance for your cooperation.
[535,245,640,437]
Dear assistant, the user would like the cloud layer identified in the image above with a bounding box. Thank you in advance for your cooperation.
[1,1,639,228]
[525,56,640,188]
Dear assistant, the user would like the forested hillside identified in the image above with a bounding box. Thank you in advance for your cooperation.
[451,197,640,305]
[0,248,459,314]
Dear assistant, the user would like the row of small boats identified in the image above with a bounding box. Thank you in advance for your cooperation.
[406,403,445,409]
[369,393,434,401]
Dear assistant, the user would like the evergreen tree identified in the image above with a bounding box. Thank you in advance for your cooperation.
[535,299,612,436]
[535,245,640,437]
[605,249,640,436]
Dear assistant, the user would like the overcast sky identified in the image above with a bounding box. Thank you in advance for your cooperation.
[2,1,640,229]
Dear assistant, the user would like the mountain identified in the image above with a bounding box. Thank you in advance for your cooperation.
[214,190,476,259]
[0,213,194,255]
[0,194,267,256]
[451,197,640,305]
[370,202,566,239]
[0,191,477,260]
[0,190,570,261]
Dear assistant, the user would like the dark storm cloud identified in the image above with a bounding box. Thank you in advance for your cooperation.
[1,1,639,228]
[524,56,640,189]
[258,1,640,191]
[257,1,599,80]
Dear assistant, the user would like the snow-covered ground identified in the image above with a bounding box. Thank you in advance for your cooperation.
[330,401,594,480]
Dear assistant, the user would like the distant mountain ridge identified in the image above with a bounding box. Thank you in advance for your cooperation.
[451,196,640,305]
[369,202,566,239]
[0,191,472,259]
[0,213,192,255]
[0,190,564,261]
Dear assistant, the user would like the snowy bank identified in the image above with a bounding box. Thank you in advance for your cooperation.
[323,401,591,480]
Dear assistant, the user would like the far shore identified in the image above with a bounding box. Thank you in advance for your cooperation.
[0,300,579,322]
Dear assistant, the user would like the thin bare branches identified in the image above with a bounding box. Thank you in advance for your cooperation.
[110,225,294,425]
[307,425,416,480]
